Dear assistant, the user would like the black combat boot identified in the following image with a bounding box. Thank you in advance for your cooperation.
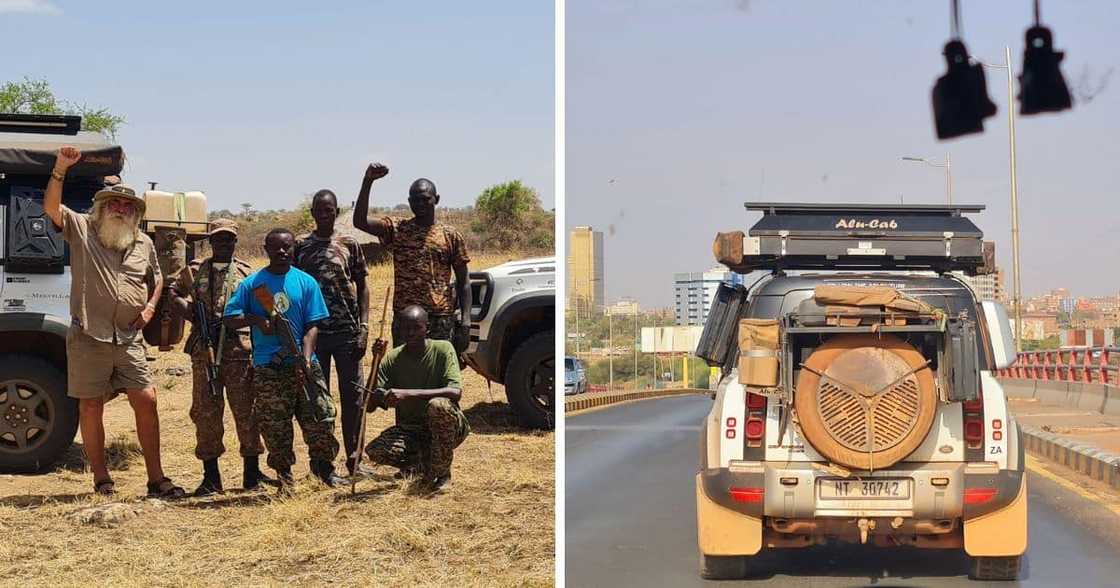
[193,458,223,497]
[311,459,346,487]
[243,455,279,490]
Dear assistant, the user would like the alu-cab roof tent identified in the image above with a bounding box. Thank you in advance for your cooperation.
[715,202,990,276]
[0,114,124,177]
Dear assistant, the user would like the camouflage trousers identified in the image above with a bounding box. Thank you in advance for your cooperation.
[364,397,470,478]
[252,360,340,471]
[190,356,264,461]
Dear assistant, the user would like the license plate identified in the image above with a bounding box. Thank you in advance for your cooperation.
[819,478,911,500]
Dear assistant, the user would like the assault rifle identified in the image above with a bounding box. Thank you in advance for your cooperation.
[251,284,313,404]
[351,286,392,493]
[180,265,222,398]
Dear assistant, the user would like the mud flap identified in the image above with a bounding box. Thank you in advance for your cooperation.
[696,474,762,556]
[963,476,1028,556]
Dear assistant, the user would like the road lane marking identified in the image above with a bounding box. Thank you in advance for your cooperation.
[1025,454,1120,517]
[1014,412,1097,417]
[566,425,701,432]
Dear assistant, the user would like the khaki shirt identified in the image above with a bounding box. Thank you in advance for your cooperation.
[58,205,160,344]
[381,217,470,314]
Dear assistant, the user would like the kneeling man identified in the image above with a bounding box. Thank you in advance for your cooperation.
[365,305,470,493]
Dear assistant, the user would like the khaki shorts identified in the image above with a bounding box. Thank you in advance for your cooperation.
[66,328,154,399]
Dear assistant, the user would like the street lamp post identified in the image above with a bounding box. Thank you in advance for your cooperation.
[901,153,952,204]
[608,307,614,392]
[976,46,1024,352]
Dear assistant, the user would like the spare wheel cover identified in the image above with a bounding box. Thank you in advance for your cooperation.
[794,334,937,470]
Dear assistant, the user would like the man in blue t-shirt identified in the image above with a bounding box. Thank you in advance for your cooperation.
[224,228,343,490]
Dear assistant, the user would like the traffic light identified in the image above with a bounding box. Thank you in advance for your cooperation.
[1018,24,1072,115]
[932,40,998,140]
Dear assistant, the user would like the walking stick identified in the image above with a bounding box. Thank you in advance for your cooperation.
[351,286,392,494]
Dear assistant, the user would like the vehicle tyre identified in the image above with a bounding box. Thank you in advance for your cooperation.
[0,355,75,473]
[505,330,555,430]
[699,554,749,580]
[969,555,1022,581]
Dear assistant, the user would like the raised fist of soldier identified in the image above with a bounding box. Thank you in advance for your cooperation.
[364,163,389,182]
[55,146,82,172]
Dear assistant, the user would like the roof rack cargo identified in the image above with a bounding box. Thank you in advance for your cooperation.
[713,202,991,276]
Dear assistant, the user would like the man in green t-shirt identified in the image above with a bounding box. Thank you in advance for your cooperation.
[364,305,470,493]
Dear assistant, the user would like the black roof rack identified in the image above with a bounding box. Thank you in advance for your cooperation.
[747,202,985,215]
[714,202,991,275]
[0,113,82,135]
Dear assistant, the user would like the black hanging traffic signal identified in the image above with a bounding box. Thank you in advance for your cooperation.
[932,40,998,140]
[1018,24,1072,115]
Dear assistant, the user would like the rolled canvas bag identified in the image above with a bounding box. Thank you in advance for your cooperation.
[738,318,780,387]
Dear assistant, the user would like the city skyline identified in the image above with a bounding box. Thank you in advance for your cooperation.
[568,1,1120,308]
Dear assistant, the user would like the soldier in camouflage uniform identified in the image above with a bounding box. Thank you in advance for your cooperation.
[295,189,371,476]
[171,219,275,495]
[352,163,472,351]
[223,228,345,491]
[364,305,469,493]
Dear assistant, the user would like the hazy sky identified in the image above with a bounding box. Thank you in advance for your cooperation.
[2,0,554,212]
[568,0,1120,308]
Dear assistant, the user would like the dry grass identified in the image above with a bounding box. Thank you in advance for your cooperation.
[0,253,554,587]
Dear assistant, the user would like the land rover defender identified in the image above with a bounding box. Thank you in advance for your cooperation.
[695,203,1025,581]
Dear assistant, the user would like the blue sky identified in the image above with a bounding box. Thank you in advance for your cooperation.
[1,0,554,212]
[568,0,1120,307]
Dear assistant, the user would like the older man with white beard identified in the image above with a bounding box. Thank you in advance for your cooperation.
[44,146,186,499]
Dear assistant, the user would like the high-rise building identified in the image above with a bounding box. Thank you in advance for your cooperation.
[958,267,1006,303]
[568,226,604,314]
[673,267,744,326]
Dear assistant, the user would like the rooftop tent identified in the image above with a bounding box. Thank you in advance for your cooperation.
[715,202,990,276]
[0,114,124,177]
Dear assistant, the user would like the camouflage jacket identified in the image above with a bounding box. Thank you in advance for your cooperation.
[381,218,470,314]
[294,232,368,336]
[176,257,253,360]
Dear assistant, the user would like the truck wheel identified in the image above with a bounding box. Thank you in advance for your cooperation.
[699,554,749,580]
[0,355,75,473]
[505,330,555,430]
[969,555,1022,581]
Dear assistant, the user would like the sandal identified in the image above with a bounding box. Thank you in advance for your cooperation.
[146,477,187,500]
[93,478,115,496]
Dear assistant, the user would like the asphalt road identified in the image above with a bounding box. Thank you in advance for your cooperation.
[566,395,1120,587]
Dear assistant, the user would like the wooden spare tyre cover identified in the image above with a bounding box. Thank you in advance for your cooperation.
[794,334,936,470]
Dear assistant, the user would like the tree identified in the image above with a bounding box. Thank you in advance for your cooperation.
[0,77,125,138]
[472,180,554,252]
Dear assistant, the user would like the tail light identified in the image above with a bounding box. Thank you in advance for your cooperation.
[964,419,984,443]
[743,392,767,451]
[962,387,985,454]
[729,487,764,503]
[745,418,765,441]
[963,487,997,505]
